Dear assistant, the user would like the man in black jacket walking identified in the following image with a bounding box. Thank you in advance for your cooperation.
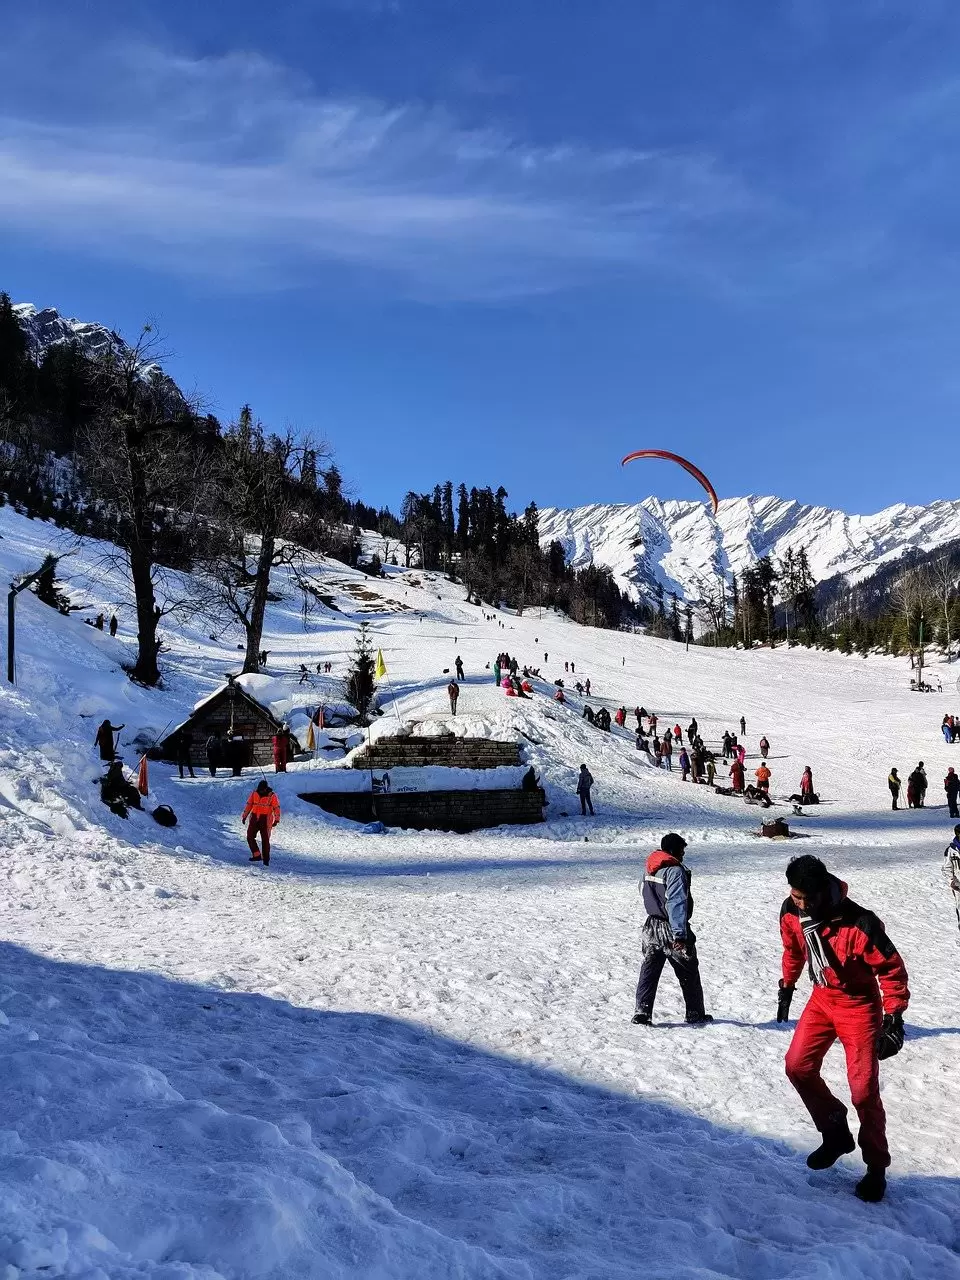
[633,833,712,1027]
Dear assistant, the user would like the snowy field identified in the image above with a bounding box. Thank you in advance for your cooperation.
[1,504,959,1279]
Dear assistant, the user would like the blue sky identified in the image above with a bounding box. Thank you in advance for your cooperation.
[3,1,960,515]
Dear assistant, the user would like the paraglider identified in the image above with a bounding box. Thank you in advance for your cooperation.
[621,449,719,514]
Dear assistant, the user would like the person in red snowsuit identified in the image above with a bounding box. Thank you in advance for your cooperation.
[272,725,291,773]
[777,855,909,1203]
[729,759,744,792]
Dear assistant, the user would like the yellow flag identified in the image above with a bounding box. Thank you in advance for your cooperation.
[374,648,387,680]
[306,720,316,751]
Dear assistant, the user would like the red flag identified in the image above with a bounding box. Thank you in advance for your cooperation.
[137,755,149,797]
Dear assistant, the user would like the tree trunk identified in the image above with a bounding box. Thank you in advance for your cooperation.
[242,536,275,673]
[126,428,161,686]
[130,543,161,685]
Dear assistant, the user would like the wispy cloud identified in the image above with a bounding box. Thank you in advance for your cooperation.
[0,42,751,299]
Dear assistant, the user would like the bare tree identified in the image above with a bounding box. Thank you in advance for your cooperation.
[77,327,210,685]
[200,409,328,673]
[929,555,957,661]
[890,565,931,668]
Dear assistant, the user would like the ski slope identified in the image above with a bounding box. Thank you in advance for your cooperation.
[1,504,959,1279]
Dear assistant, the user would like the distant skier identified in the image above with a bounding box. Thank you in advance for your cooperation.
[94,718,124,762]
[242,780,280,866]
[448,680,460,715]
[554,687,565,704]
[755,763,771,795]
[736,743,746,767]
[759,736,770,760]
[585,678,591,697]
[455,655,464,680]
[740,715,746,736]
[673,724,682,743]
[777,854,909,1203]
[493,659,502,686]
[661,733,673,771]
[679,747,690,782]
[888,768,901,811]
[94,613,104,630]
[945,767,960,819]
[721,731,733,760]
[705,755,717,787]
[109,614,118,638]
[576,764,595,816]
[615,707,626,728]
[688,718,698,743]
[633,833,712,1027]
[729,759,745,793]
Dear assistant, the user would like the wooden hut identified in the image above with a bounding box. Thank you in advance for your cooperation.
[157,676,301,770]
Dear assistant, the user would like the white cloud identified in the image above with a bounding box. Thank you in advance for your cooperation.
[0,43,750,299]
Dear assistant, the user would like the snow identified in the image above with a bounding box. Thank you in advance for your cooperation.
[1,503,960,1278]
[539,495,960,604]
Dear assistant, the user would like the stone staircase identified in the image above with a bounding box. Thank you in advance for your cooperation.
[351,736,521,771]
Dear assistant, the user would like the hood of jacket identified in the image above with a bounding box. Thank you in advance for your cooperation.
[646,849,682,875]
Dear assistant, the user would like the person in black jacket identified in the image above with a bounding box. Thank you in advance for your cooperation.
[945,767,960,818]
[576,764,594,815]
[633,833,712,1027]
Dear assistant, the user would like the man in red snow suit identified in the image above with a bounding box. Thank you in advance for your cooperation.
[272,725,291,773]
[777,855,908,1203]
[242,780,281,866]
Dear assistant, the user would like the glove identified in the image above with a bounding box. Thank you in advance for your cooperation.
[672,938,689,960]
[776,981,794,1023]
[877,1012,905,1061]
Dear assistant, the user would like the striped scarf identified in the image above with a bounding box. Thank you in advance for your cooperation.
[799,913,832,986]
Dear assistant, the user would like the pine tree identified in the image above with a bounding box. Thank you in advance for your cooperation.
[347,622,378,724]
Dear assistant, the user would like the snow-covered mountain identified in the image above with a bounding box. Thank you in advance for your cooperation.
[13,302,181,401]
[539,495,960,603]
[13,303,130,362]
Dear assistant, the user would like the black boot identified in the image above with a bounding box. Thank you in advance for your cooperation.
[806,1119,855,1169]
[854,1168,886,1202]
[631,1012,652,1025]
[685,1012,714,1025]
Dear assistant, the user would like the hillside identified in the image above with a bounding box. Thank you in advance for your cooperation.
[2,504,960,1277]
[539,496,960,605]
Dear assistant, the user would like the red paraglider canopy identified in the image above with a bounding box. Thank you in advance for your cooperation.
[620,449,719,514]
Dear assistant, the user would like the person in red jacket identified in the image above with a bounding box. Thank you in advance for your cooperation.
[272,725,291,773]
[776,855,909,1203]
[729,759,745,793]
[242,780,281,866]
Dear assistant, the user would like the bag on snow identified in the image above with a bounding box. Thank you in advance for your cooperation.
[152,804,178,828]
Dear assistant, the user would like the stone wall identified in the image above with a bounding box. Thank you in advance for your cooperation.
[351,736,521,771]
[299,787,544,832]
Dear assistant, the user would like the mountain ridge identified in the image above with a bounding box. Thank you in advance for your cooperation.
[538,496,960,604]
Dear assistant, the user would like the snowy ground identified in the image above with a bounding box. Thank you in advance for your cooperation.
[1,505,960,1279]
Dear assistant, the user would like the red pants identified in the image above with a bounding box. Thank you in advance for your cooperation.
[246,815,272,859]
[785,986,888,1168]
